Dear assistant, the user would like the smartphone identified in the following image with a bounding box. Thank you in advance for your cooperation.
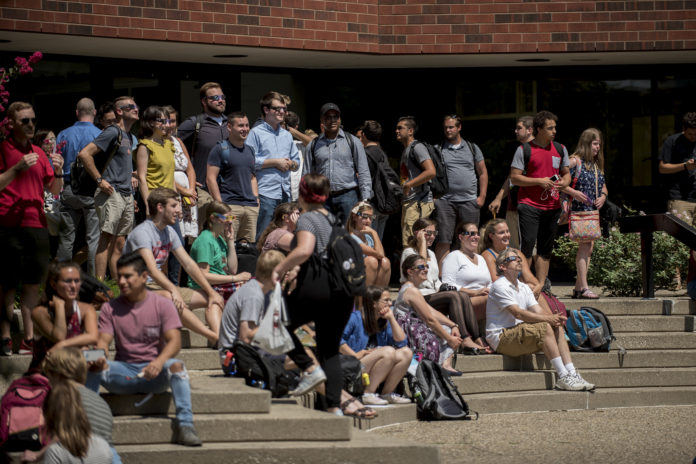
[83,349,105,362]
[550,174,560,182]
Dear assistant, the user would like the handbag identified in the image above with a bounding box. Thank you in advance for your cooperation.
[251,282,294,355]
[569,164,601,243]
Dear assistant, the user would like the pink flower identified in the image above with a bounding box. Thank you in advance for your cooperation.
[28,51,42,64]
[14,56,27,67]
[18,64,32,75]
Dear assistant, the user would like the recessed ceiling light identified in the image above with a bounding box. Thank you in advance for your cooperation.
[213,54,248,58]
[515,58,550,62]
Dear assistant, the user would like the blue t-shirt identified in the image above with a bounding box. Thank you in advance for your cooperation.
[340,309,407,353]
[207,141,257,206]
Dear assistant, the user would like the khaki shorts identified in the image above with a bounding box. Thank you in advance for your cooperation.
[196,187,214,232]
[226,204,259,243]
[401,200,435,247]
[146,282,197,311]
[497,322,548,357]
[95,190,134,236]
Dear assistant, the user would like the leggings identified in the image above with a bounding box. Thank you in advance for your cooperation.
[425,290,480,340]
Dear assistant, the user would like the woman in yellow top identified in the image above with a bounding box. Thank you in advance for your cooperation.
[136,106,176,217]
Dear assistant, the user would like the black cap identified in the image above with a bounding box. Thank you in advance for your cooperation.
[319,103,341,118]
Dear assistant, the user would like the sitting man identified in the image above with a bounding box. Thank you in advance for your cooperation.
[485,248,594,391]
[123,187,224,345]
[88,252,202,446]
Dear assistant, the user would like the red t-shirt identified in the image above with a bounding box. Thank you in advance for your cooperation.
[0,138,54,228]
[517,141,566,211]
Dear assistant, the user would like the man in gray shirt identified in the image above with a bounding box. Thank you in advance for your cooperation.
[396,116,436,247]
[434,115,488,264]
[304,103,372,226]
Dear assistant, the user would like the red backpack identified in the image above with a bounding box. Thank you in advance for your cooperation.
[0,373,51,451]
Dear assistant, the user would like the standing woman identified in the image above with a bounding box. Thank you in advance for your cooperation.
[562,128,608,299]
[272,173,353,415]
[164,105,198,242]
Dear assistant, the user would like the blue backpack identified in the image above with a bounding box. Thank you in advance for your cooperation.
[565,307,616,352]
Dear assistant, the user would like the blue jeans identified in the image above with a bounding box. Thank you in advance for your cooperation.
[87,359,193,426]
[326,189,359,227]
[256,193,289,242]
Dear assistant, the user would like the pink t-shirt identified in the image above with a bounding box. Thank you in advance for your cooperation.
[262,228,292,252]
[98,291,182,364]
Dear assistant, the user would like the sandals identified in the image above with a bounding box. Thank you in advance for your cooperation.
[340,397,378,419]
[459,346,482,356]
[573,288,599,299]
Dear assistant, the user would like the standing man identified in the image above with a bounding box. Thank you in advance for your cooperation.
[206,112,259,243]
[0,102,64,355]
[304,103,372,225]
[78,96,138,280]
[396,116,436,247]
[434,115,488,264]
[359,120,393,240]
[509,110,570,286]
[246,91,299,241]
[489,115,535,249]
[658,112,696,221]
[178,82,229,226]
[55,97,102,274]
[90,252,202,446]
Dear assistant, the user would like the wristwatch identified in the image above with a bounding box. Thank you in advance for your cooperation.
[95,176,103,184]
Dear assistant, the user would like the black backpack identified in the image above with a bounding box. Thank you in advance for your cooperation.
[70,125,122,197]
[232,341,298,398]
[409,360,477,421]
[317,213,367,297]
[339,354,365,397]
[235,240,259,276]
[365,146,403,215]
[409,141,448,199]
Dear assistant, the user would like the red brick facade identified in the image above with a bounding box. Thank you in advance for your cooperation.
[2,0,696,54]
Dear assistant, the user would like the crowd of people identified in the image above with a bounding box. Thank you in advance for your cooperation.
[2,79,695,455]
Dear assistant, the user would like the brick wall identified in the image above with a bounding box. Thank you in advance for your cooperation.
[2,0,695,54]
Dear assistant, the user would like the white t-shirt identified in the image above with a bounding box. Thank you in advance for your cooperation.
[399,247,441,296]
[485,276,538,350]
[440,250,492,291]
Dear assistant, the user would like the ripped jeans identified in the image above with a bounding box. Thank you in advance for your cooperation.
[86,359,193,426]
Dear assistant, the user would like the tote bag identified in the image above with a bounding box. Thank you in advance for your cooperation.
[251,283,294,355]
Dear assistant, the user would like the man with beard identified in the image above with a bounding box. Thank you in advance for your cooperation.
[433,114,488,264]
[178,82,229,227]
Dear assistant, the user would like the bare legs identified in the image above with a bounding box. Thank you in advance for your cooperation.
[574,241,594,291]
[96,232,126,280]
[360,346,412,395]
[364,256,391,287]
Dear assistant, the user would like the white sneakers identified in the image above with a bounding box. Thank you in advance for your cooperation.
[362,393,388,405]
[381,392,412,404]
[556,372,595,391]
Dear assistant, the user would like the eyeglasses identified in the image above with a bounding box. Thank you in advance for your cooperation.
[119,104,139,111]
[424,230,438,237]
[503,255,521,264]
[411,264,429,271]
[462,231,480,237]
[19,117,37,125]
[269,105,287,113]
[207,95,226,102]
[156,118,174,124]
[59,278,81,284]
[356,212,376,220]
[213,212,236,222]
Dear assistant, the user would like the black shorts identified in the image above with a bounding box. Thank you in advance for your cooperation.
[0,227,50,287]
[517,203,561,259]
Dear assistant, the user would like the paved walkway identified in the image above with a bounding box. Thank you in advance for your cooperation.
[369,405,696,464]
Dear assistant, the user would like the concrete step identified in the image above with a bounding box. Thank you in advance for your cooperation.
[615,332,696,350]
[454,349,696,372]
[453,367,696,395]
[116,429,440,464]
[112,402,351,445]
[557,298,695,316]
[465,386,696,414]
[105,375,270,416]
[610,315,695,332]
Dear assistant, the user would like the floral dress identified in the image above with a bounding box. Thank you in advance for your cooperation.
[570,159,606,212]
[172,137,198,239]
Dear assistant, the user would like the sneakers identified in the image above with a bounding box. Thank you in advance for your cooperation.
[572,372,595,391]
[555,374,586,391]
[381,392,412,404]
[362,393,388,405]
[18,339,33,355]
[176,424,202,447]
[289,366,327,397]
[0,338,11,356]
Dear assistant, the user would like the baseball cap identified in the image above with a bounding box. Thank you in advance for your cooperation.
[319,103,341,118]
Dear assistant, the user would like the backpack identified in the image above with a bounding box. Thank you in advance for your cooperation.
[409,141,448,199]
[0,374,51,452]
[231,341,298,398]
[541,289,568,324]
[509,141,566,206]
[339,354,365,397]
[317,213,367,297]
[183,113,206,158]
[70,125,122,197]
[409,360,477,421]
[565,307,616,352]
[235,240,259,276]
[364,147,403,215]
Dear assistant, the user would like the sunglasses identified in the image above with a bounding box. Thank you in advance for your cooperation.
[503,255,521,264]
[356,211,376,220]
[156,118,174,124]
[20,117,37,125]
[424,230,438,237]
[213,212,236,222]
[462,231,480,237]
[269,105,287,113]
[207,94,226,101]
[119,104,139,111]
[411,264,429,271]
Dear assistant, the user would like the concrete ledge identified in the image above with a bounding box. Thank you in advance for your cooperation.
[610,315,696,332]
[615,332,696,349]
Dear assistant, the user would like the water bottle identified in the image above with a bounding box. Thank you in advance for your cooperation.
[413,387,423,405]
[222,350,236,376]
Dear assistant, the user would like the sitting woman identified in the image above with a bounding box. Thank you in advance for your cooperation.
[346,201,391,287]
[400,218,485,353]
[42,381,112,464]
[30,262,98,370]
[189,201,252,335]
[441,222,492,322]
[257,202,300,254]
[394,255,465,374]
[480,218,553,315]
[340,286,413,405]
